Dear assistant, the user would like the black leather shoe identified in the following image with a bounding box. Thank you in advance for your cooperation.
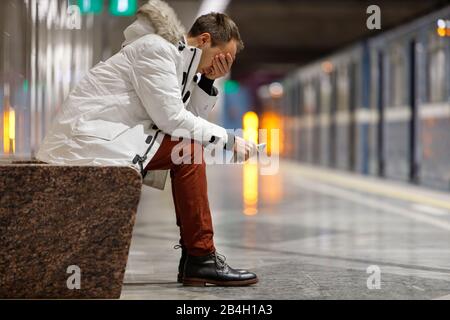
[183,251,258,286]
[175,245,249,283]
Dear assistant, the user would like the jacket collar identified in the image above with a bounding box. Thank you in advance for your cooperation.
[178,35,202,95]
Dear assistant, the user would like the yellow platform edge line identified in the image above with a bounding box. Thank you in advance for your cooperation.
[284,162,450,211]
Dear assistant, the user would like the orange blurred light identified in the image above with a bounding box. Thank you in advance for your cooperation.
[9,108,15,151]
[322,61,334,73]
[242,111,259,216]
[3,107,15,154]
[260,111,283,155]
[3,110,9,154]
[243,111,259,144]
[437,27,446,37]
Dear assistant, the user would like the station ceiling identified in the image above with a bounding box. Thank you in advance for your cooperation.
[225,0,449,82]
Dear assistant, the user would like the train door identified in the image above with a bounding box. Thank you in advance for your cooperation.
[329,71,337,167]
[349,62,357,171]
[295,81,303,162]
[313,77,321,164]
[409,39,419,183]
[376,51,385,177]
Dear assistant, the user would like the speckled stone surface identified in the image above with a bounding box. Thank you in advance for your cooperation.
[0,163,142,299]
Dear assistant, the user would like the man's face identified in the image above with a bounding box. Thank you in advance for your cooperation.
[191,33,237,75]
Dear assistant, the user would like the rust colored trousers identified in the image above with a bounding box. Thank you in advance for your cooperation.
[144,135,216,256]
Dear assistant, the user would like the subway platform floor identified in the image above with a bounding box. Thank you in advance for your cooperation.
[121,160,450,300]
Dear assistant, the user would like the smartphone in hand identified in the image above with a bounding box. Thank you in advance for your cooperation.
[257,143,266,153]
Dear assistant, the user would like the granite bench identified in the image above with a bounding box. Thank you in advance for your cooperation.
[0,161,142,299]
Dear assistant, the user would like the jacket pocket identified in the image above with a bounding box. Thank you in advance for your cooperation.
[72,118,130,141]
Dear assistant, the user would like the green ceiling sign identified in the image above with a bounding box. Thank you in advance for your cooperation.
[73,0,103,15]
[109,0,137,16]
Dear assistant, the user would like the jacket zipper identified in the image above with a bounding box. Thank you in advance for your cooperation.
[181,48,196,97]
[133,128,162,177]
[134,47,196,177]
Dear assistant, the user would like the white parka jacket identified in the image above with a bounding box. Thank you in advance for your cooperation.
[36,0,233,189]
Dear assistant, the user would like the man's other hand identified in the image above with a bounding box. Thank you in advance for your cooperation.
[233,136,257,162]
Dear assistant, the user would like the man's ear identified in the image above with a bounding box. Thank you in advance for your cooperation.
[199,33,212,47]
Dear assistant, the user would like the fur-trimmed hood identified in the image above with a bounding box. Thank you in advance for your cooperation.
[122,0,185,47]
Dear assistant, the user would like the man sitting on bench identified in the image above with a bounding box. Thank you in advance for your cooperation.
[37,0,258,287]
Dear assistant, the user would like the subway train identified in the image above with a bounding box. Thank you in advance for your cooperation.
[279,6,450,191]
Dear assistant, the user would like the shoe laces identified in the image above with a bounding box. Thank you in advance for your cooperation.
[213,252,227,270]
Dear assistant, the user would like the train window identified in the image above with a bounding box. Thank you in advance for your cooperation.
[427,30,447,103]
[350,61,360,109]
[369,53,378,110]
[337,66,350,110]
[292,81,299,116]
[283,80,290,115]
[285,79,297,116]
[297,81,304,116]
[320,73,332,113]
[388,45,407,107]
[291,82,297,116]
[303,80,316,114]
